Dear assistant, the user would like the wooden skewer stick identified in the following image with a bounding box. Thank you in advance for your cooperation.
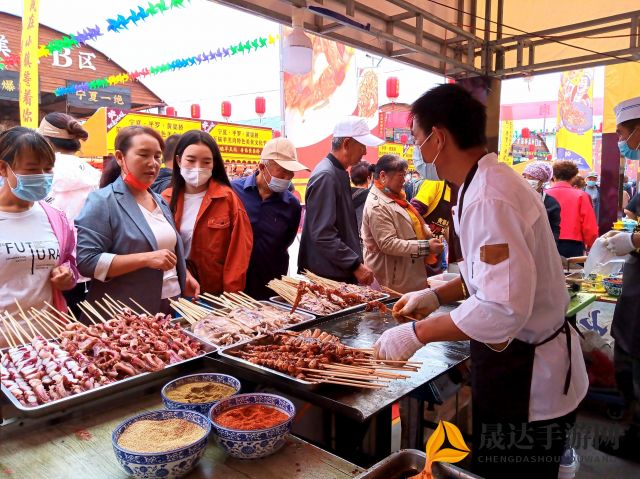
[43,301,74,323]
[104,294,124,313]
[76,302,98,325]
[94,301,116,321]
[4,312,29,345]
[29,311,57,339]
[0,319,17,349]
[305,376,385,389]
[299,368,392,382]
[129,298,151,316]
[98,298,119,317]
[82,301,107,323]
[14,301,39,338]
[238,291,261,305]
[40,308,70,330]
[169,301,197,326]
[354,358,422,366]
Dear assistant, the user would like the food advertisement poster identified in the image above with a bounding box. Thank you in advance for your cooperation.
[283,29,379,180]
[556,69,594,170]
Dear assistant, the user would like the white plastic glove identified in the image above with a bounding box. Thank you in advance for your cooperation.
[604,231,636,256]
[374,322,425,361]
[393,289,440,319]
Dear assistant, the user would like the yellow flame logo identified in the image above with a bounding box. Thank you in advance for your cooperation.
[410,420,470,479]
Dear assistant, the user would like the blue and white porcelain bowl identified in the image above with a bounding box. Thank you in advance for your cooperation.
[161,373,241,415]
[602,277,623,297]
[112,409,211,479]
[209,393,295,459]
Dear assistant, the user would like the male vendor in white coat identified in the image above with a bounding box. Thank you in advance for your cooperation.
[375,84,588,478]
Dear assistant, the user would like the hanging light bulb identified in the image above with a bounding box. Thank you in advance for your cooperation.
[282,7,313,74]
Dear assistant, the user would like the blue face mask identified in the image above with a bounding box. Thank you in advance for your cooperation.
[412,145,439,181]
[619,128,639,160]
[8,167,54,202]
[265,164,291,193]
[586,180,597,187]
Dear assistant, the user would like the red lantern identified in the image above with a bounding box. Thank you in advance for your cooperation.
[521,128,530,139]
[400,134,408,145]
[190,104,201,119]
[221,101,232,120]
[273,130,282,138]
[255,96,266,117]
[166,106,176,117]
[386,77,400,101]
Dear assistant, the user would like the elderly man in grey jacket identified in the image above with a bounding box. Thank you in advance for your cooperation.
[298,117,384,284]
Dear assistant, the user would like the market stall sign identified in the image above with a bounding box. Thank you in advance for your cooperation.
[204,122,272,162]
[66,81,131,110]
[105,109,202,153]
[379,142,414,170]
[0,70,19,101]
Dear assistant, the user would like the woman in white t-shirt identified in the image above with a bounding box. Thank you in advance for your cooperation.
[0,127,78,347]
[75,126,196,315]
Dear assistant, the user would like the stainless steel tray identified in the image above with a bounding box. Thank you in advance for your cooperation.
[181,300,316,349]
[269,293,390,317]
[0,330,215,418]
[354,449,481,479]
[217,334,321,390]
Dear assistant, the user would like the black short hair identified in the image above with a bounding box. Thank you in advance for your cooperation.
[350,160,372,186]
[411,83,487,150]
[374,154,407,179]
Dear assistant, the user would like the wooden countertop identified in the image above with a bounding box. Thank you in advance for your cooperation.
[0,394,363,479]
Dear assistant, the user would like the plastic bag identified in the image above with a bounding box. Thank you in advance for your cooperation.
[583,237,626,277]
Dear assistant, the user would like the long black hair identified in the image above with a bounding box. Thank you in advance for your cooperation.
[169,130,230,214]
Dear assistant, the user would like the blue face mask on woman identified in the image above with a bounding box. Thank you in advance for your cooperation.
[619,127,639,160]
[8,167,54,201]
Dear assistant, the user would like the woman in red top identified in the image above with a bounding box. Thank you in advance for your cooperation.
[546,160,598,258]
[162,131,252,295]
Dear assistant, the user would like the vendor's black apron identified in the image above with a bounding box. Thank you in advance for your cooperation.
[457,163,576,476]
[611,220,640,358]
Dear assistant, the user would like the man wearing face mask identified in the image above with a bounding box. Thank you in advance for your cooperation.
[374,84,588,478]
[584,172,601,221]
[299,117,384,284]
[522,162,561,250]
[232,138,309,299]
[410,140,461,274]
[597,96,640,460]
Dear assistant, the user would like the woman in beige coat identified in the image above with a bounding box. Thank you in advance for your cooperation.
[361,155,444,293]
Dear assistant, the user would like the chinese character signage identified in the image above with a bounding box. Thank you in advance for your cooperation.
[0,70,19,101]
[19,0,39,127]
[204,121,273,162]
[66,81,131,110]
[378,142,415,170]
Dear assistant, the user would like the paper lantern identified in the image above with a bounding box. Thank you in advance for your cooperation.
[190,104,201,119]
[221,101,232,120]
[386,77,400,101]
[165,106,176,117]
[400,134,408,145]
[521,128,530,139]
[273,130,282,138]
[255,96,266,117]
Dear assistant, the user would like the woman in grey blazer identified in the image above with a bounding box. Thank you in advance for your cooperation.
[75,126,192,314]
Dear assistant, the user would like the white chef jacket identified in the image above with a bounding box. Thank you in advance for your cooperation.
[450,153,588,422]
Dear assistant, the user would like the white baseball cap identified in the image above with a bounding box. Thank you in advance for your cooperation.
[614,96,640,125]
[333,116,384,147]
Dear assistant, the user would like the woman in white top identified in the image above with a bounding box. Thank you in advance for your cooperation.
[75,126,197,315]
[0,127,78,347]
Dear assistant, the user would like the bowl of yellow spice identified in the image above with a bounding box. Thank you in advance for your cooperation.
[161,373,241,415]
[112,409,211,479]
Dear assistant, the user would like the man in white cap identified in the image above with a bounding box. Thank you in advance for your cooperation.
[299,116,384,284]
[584,171,600,221]
[598,96,640,461]
[232,137,309,299]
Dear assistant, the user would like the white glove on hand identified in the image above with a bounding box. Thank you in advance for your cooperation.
[394,289,440,318]
[604,232,635,256]
[374,322,424,361]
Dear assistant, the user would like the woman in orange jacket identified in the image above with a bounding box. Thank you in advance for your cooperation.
[162,130,252,295]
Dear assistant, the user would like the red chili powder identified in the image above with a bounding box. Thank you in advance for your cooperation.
[214,404,289,430]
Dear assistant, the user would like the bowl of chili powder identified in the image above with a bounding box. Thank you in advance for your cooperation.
[209,393,296,459]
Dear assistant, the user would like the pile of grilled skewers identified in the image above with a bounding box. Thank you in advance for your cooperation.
[267,271,388,315]
[228,328,421,389]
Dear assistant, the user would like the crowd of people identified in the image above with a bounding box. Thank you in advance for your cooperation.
[0,86,638,476]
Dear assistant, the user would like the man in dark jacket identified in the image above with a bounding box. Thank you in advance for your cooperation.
[298,117,383,283]
[151,134,181,194]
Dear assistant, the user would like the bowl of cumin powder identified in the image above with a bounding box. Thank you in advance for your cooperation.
[112,409,211,478]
